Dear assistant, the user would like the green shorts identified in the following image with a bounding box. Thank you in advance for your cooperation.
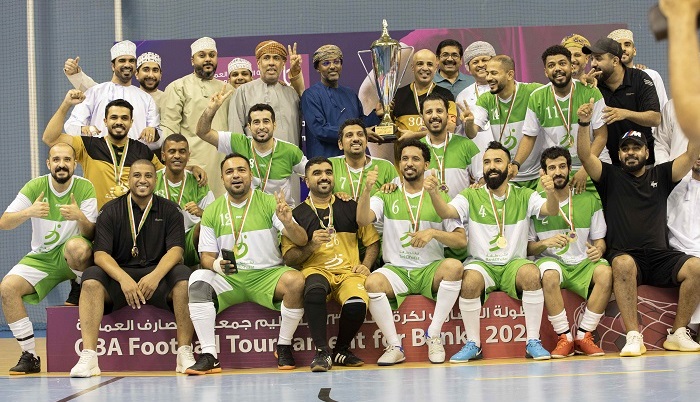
[464,258,534,301]
[536,257,609,299]
[183,228,200,267]
[5,236,91,304]
[214,266,294,312]
[376,260,442,309]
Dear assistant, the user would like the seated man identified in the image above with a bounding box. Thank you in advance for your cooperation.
[282,157,380,372]
[529,146,612,358]
[70,160,195,377]
[186,153,308,374]
[356,140,466,365]
[0,143,97,374]
[428,141,560,362]
[155,134,215,268]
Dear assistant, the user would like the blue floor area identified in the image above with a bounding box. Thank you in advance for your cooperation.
[2,354,699,402]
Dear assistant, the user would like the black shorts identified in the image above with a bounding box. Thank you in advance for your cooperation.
[607,248,693,288]
[82,264,191,313]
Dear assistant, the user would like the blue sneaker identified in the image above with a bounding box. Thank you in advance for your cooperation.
[525,339,551,360]
[449,341,483,363]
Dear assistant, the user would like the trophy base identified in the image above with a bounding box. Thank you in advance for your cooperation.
[375,124,397,142]
[379,134,397,142]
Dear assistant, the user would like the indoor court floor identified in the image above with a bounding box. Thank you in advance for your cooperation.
[1,338,697,401]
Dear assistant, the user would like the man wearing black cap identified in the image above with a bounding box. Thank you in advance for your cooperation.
[583,37,661,167]
[577,95,700,357]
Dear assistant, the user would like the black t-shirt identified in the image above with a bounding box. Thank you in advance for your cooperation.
[392,84,455,132]
[94,194,185,268]
[597,67,660,165]
[593,161,678,250]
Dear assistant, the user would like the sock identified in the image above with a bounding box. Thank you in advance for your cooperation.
[368,292,401,347]
[459,297,482,347]
[522,289,544,341]
[335,298,366,350]
[304,286,329,349]
[548,310,572,341]
[9,317,35,357]
[427,280,461,338]
[188,302,217,358]
[577,308,604,340]
[278,302,304,346]
[70,268,83,284]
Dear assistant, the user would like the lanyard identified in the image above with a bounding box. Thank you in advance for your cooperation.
[161,172,186,207]
[308,195,335,231]
[487,185,509,244]
[497,84,519,142]
[551,84,575,147]
[558,188,577,241]
[250,139,276,191]
[106,138,129,187]
[426,133,450,187]
[402,187,425,233]
[345,158,369,200]
[225,191,254,250]
[412,82,435,114]
[127,194,153,257]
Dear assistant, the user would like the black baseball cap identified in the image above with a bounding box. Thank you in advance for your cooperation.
[582,37,623,59]
[619,130,647,147]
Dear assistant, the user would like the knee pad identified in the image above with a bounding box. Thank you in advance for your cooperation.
[188,280,215,303]
[341,298,367,321]
[304,274,330,303]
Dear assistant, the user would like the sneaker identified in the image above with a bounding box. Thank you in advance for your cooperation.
[64,279,81,306]
[377,345,405,366]
[175,345,196,373]
[449,341,483,363]
[525,339,551,360]
[551,334,575,358]
[9,351,41,375]
[274,344,296,370]
[619,331,646,357]
[332,346,364,367]
[70,350,100,378]
[426,335,445,364]
[663,327,700,352]
[574,332,605,356]
[185,353,221,375]
[309,347,332,372]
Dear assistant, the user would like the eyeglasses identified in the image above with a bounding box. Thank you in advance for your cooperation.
[320,59,342,67]
[439,52,461,60]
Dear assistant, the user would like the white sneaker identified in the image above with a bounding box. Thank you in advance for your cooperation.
[377,345,405,366]
[176,345,196,373]
[663,327,700,352]
[70,349,101,378]
[619,331,647,357]
[426,336,445,364]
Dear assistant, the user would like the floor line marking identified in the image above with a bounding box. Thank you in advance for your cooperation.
[475,369,673,381]
[56,376,124,401]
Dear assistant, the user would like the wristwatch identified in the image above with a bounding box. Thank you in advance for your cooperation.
[510,160,521,169]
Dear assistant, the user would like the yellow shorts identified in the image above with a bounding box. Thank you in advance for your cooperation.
[302,267,369,305]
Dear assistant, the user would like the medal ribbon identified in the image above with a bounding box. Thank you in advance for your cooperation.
[308,195,334,230]
[487,185,509,241]
[250,139,276,191]
[551,84,575,147]
[106,138,130,187]
[402,187,425,233]
[345,158,369,200]
[558,188,576,233]
[427,133,450,185]
[226,191,254,250]
[412,82,435,115]
[497,84,519,143]
[162,171,187,207]
[127,194,153,256]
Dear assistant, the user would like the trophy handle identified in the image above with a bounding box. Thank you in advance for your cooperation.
[392,46,414,101]
[357,49,374,79]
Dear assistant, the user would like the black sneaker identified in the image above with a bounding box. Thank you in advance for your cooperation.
[332,346,364,367]
[64,280,81,306]
[309,347,332,372]
[274,344,296,370]
[9,351,40,375]
[185,353,221,375]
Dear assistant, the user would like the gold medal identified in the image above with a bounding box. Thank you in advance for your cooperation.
[113,185,126,197]
[327,226,336,236]
[233,244,239,255]
[568,231,577,242]
[496,236,508,249]
[131,245,139,257]
[439,183,449,193]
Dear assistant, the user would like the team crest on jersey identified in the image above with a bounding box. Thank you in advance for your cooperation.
[43,223,61,247]
[324,254,345,269]
[400,232,412,248]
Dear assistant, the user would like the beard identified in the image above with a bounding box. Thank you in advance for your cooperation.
[138,77,160,91]
[484,168,508,189]
[194,63,217,79]
[489,80,506,94]
[551,73,571,89]
[51,167,71,184]
[621,155,647,173]
[552,174,570,190]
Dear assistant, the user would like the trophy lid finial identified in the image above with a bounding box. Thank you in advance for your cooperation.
[382,19,389,36]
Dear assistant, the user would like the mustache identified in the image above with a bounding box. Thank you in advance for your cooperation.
[54,166,69,173]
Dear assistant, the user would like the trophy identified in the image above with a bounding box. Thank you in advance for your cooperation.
[358,20,413,141]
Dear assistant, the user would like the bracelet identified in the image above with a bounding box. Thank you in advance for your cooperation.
[578,121,590,127]
[510,160,521,169]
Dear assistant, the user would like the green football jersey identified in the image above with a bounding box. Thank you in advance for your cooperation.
[154,169,214,232]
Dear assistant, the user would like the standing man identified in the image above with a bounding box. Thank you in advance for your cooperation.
[529,146,612,358]
[460,55,544,189]
[433,39,472,99]
[229,40,302,146]
[161,37,229,197]
[356,140,466,365]
[428,141,561,362]
[517,45,610,194]
[302,44,382,158]
[282,158,380,372]
[155,135,215,268]
[227,58,253,90]
[583,38,661,166]
[69,160,195,377]
[197,87,306,205]
[0,143,97,374]
[64,41,161,150]
[577,93,700,356]
[656,100,690,165]
[667,156,700,264]
[560,34,591,81]
[186,153,307,374]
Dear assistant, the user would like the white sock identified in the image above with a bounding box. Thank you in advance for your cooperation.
[368,292,401,347]
[522,289,544,341]
[459,297,482,347]
[577,308,604,339]
[427,280,461,338]
[188,302,217,358]
[70,268,83,284]
[9,317,36,357]
[278,302,304,345]
[548,310,572,341]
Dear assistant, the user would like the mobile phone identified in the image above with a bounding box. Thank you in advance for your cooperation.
[648,4,700,41]
[220,248,238,274]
